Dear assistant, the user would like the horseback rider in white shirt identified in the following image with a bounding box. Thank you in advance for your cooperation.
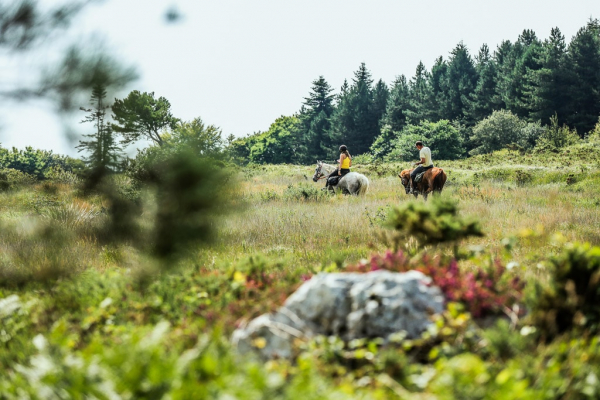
[409,141,434,194]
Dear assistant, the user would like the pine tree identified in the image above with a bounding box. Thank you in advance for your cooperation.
[441,42,478,123]
[466,44,502,123]
[497,30,543,119]
[524,27,570,124]
[77,83,122,171]
[372,79,390,128]
[299,76,335,161]
[328,63,380,155]
[406,61,431,123]
[565,19,600,135]
[111,91,179,146]
[382,75,411,132]
[302,76,335,117]
[427,56,448,121]
[326,79,352,158]
[350,63,378,153]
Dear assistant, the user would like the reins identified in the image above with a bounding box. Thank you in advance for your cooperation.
[314,163,337,181]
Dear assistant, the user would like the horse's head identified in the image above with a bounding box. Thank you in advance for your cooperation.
[312,161,324,182]
[399,169,412,194]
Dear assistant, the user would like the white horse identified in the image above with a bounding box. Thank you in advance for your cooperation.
[312,161,369,196]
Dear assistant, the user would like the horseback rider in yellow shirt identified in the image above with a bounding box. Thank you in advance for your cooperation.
[325,145,351,188]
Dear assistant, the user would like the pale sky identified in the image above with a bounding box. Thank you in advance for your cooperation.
[1,0,599,156]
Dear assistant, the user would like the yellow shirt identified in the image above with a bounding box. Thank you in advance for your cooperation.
[341,155,351,169]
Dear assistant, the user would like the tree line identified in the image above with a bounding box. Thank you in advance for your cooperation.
[75,85,225,174]
[229,19,600,164]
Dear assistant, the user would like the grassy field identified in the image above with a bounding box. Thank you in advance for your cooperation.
[1,143,600,398]
[216,146,600,269]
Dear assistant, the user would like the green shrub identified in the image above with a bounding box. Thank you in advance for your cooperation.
[588,118,600,143]
[514,169,533,186]
[351,153,374,164]
[248,116,303,165]
[0,168,36,190]
[284,183,326,201]
[369,124,396,160]
[519,122,546,150]
[530,242,600,337]
[429,354,539,399]
[259,189,280,202]
[385,198,483,249]
[470,110,526,155]
[535,114,580,152]
[44,167,82,185]
[387,120,465,161]
[0,147,84,180]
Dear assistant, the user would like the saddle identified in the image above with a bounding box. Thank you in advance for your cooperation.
[414,171,427,183]
[414,166,434,184]
[327,175,342,186]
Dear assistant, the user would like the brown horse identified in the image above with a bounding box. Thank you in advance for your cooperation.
[398,168,447,200]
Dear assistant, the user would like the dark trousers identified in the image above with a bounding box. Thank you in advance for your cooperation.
[410,165,433,183]
[326,168,350,185]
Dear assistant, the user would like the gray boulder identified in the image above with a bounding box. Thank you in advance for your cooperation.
[232,270,444,359]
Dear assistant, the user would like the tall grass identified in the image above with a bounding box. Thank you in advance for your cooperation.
[1,153,600,398]
[214,164,600,271]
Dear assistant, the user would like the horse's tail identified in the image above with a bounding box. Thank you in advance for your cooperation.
[357,174,369,196]
[433,169,447,193]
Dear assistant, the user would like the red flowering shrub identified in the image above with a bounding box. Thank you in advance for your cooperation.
[347,250,524,318]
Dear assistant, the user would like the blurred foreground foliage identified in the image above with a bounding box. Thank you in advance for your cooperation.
[2,150,600,398]
[3,236,600,398]
[384,198,484,255]
[0,144,235,288]
[531,241,600,338]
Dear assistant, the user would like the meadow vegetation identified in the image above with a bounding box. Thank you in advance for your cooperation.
[1,139,600,398]
[2,4,600,397]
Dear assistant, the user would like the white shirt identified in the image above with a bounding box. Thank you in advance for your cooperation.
[420,147,433,167]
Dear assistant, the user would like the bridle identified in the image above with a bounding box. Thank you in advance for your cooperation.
[313,163,328,182]
[399,173,411,194]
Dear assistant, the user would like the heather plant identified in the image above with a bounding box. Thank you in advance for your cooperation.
[347,251,524,318]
